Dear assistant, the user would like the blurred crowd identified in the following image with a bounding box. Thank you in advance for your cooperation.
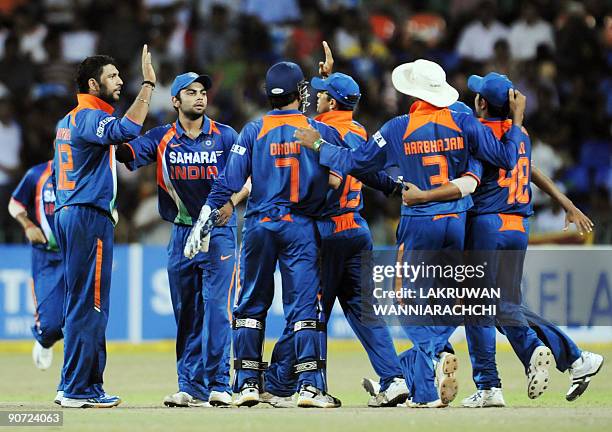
[0,0,611,245]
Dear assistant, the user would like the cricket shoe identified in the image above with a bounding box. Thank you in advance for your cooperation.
[566,351,604,401]
[260,392,296,408]
[406,398,447,408]
[367,378,409,407]
[188,398,211,408]
[435,352,459,405]
[461,388,506,408]
[527,346,552,399]
[361,377,381,397]
[61,394,121,408]
[163,391,194,407]
[209,391,232,407]
[32,341,53,370]
[54,391,64,405]
[234,381,260,407]
[296,385,341,408]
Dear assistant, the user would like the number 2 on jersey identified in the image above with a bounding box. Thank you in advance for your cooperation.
[275,157,299,202]
[58,143,76,190]
[498,156,530,204]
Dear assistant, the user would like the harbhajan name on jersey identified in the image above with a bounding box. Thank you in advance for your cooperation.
[404,136,465,155]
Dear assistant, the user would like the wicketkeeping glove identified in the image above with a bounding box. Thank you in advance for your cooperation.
[183,205,220,259]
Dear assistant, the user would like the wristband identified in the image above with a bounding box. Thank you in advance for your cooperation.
[142,80,156,88]
[312,138,324,152]
[24,223,36,230]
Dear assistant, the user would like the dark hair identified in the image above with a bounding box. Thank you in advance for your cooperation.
[484,98,510,118]
[76,55,117,93]
[323,92,355,111]
[269,92,299,109]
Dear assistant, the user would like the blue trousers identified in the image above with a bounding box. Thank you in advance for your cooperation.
[167,224,236,400]
[233,213,325,393]
[55,205,113,399]
[265,214,403,395]
[396,213,464,403]
[520,306,582,372]
[30,247,64,348]
[465,213,543,389]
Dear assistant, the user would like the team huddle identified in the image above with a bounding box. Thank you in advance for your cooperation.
[8,41,603,409]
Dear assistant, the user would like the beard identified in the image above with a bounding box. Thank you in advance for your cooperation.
[99,83,118,104]
[182,108,204,121]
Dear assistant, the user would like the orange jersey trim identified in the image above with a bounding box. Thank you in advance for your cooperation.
[69,94,115,127]
[498,213,525,232]
[315,111,367,141]
[227,264,236,322]
[94,238,103,311]
[432,213,459,221]
[404,101,462,140]
[156,125,177,192]
[34,161,53,225]
[257,114,310,140]
[331,212,362,234]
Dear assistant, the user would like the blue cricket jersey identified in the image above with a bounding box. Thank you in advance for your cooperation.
[53,94,142,218]
[206,109,345,218]
[469,119,533,217]
[124,116,238,226]
[319,101,523,216]
[12,161,59,251]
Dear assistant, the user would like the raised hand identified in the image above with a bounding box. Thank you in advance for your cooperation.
[319,41,334,77]
[141,44,156,84]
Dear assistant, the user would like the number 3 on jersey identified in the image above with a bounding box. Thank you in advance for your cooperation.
[275,157,299,202]
[498,156,530,204]
[422,155,449,186]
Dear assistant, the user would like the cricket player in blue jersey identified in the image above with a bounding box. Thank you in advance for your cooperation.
[53,46,156,408]
[295,59,527,407]
[402,73,603,407]
[185,61,349,408]
[9,161,63,378]
[253,44,407,408]
[116,72,248,408]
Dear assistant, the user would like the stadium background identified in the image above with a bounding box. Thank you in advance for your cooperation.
[0,2,611,428]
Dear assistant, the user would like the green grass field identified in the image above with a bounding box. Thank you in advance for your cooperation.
[1,340,611,431]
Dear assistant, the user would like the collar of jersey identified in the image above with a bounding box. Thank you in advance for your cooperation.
[267,109,302,116]
[314,110,353,125]
[76,94,114,115]
[175,115,212,138]
[409,100,445,115]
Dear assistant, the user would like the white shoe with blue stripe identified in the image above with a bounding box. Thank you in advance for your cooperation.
[61,394,122,408]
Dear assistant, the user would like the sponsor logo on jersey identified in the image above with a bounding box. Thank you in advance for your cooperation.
[168,151,223,164]
[96,116,116,137]
[373,131,386,148]
[231,144,247,155]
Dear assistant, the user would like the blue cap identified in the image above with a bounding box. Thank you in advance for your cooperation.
[467,72,513,107]
[449,101,474,116]
[265,62,305,96]
[311,72,360,108]
[171,72,212,97]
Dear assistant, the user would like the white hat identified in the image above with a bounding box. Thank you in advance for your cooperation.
[391,59,458,107]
